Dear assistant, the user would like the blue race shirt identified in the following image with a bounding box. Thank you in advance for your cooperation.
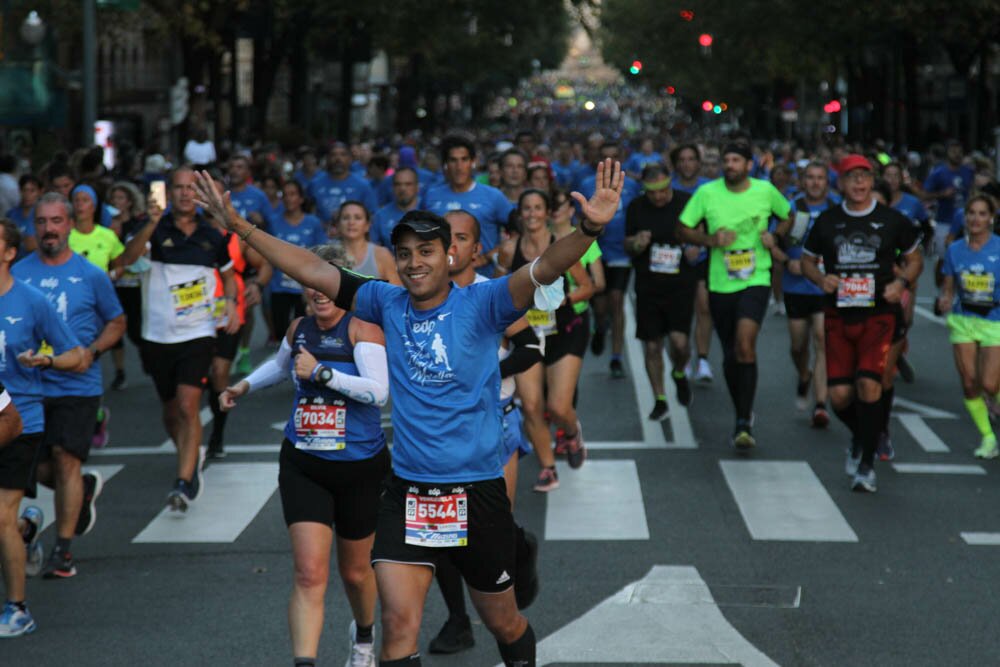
[942,235,1000,321]
[13,253,123,397]
[892,192,929,225]
[352,276,526,482]
[672,177,710,195]
[421,182,514,257]
[229,184,271,225]
[293,169,323,191]
[378,166,440,207]
[7,205,34,240]
[551,160,579,188]
[285,314,385,460]
[924,164,974,223]
[372,203,413,252]
[578,174,641,265]
[782,198,833,295]
[267,213,326,294]
[624,152,663,175]
[0,280,79,432]
[308,173,378,224]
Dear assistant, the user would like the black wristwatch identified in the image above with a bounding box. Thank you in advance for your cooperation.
[579,220,604,237]
[316,367,334,385]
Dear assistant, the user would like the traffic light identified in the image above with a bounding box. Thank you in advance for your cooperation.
[713,105,722,114]
[823,99,842,113]
[679,9,694,21]
[698,33,713,47]
[665,86,676,95]
[629,60,642,75]
[702,100,713,112]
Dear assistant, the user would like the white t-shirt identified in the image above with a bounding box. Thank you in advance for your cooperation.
[183,140,217,165]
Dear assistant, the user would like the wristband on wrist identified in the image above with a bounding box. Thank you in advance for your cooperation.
[44,355,54,369]
[89,346,102,359]
[579,220,603,237]
[238,224,257,242]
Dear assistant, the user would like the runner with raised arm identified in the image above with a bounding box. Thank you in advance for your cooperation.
[193,158,624,667]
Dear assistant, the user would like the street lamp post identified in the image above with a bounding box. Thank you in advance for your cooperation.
[83,0,96,145]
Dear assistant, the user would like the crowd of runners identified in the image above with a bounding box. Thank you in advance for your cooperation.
[0,127,999,667]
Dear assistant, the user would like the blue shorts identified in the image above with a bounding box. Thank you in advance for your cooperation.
[500,398,532,461]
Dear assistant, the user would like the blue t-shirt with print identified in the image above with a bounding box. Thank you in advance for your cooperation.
[13,252,123,397]
[0,280,79,433]
[309,173,378,224]
[352,276,526,482]
[924,164,974,224]
[267,213,327,294]
[229,185,271,225]
[942,235,1000,321]
[421,182,514,256]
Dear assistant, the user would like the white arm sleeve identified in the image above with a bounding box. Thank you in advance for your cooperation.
[0,389,10,412]
[245,338,293,393]
[326,341,389,406]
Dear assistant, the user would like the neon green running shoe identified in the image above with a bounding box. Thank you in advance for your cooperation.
[974,435,999,460]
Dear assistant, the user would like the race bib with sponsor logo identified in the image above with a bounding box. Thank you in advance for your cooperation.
[649,243,682,274]
[293,397,347,450]
[404,489,468,547]
[836,274,876,308]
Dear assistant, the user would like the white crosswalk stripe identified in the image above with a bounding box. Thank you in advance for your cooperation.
[545,460,649,540]
[133,462,279,543]
[720,460,859,542]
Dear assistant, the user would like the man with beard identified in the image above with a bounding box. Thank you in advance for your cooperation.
[12,193,124,577]
[677,143,793,450]
[308,142,378,226]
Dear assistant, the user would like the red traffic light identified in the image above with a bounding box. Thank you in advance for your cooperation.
[702,100,713,112]
[823,100,842,113]
[665,86,676,95]
[679,9,694,21]
[698,33,713,47]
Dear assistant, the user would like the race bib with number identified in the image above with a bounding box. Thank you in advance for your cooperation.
[649,243,682,274]
[170,278,212,323]
[960,271,995,305]
[404,490,469,547]
[293,397,347,450]
[837,274,876,308]
[724,249,756,280]
[526,309,557,336]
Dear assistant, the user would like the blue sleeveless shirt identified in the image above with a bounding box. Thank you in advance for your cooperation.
[284,314,386,461]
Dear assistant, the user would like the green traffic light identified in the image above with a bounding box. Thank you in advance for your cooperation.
[713,105,722,114]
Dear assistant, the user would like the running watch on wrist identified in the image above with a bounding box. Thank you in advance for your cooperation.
[316,367,334,385]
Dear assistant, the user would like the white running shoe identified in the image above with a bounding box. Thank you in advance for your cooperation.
[345,620,376,667]
[694,358,714,383]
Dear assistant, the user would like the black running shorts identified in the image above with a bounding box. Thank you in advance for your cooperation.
[0,432,43,495]
[783,293,825,320]
[42,395,101,463]
[278,439,390,539]
[602,260,632,292]
[213,328,242,362]
[140,337,214,402]
[635,287,696,340]
[371,474,516,593]
[544,310,590,364]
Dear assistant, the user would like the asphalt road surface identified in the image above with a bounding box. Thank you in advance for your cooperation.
[8,285,1000,666]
